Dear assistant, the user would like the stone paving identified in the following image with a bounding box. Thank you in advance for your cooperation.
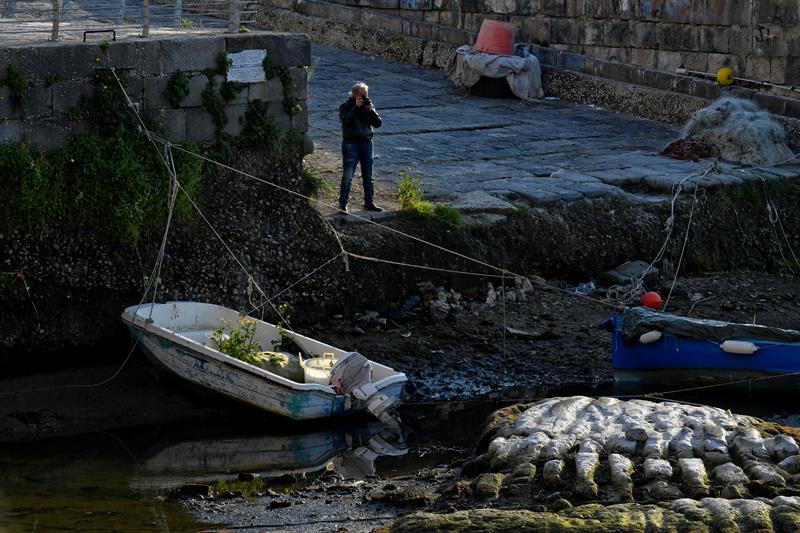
[308,44,800,212]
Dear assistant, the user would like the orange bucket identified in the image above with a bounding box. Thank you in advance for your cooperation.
[474,20,515,56]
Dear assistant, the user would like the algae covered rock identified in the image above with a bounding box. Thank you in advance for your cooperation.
[390,504,696,533]
[369,485,435,507]
[389,499,800,533]
[712,463,748,485]
[466,397,800,506]
[643,458,672,481]
[470,472,505,500]
[778,455,800,475]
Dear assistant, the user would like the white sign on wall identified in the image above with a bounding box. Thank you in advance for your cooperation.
[227,49,267,83]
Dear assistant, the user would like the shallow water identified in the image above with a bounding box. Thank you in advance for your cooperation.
[2,383,798,533]
[0,399,507,532]
[0,431,207,532]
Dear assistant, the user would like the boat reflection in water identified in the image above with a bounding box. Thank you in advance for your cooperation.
[133,421,410,490]
[0,420,409,532]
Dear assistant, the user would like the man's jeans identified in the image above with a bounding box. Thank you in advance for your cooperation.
[339,140,374,207]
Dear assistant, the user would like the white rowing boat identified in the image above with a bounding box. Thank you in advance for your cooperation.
[121,301,407,421]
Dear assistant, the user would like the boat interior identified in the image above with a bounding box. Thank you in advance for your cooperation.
[124,302,400,383]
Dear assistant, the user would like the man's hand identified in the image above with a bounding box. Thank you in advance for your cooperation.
[355,96,365,107]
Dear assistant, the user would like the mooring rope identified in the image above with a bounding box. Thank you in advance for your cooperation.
[605,163,717,306]
[662,163,713,311]
[157,138,623,310]
[9,56,798,398]
[761,176,800,275]
[246,251,346,316]
[614,369,800,400]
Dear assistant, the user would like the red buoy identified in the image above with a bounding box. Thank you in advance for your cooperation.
[473,20,515,56]
[641,291,663,310]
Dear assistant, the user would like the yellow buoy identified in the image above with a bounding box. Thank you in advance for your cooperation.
[716,66,734,86]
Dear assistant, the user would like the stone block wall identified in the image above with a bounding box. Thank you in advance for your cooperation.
[0,31,311,152]
[259,0,800,92]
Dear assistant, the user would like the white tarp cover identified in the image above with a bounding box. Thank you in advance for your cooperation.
[450,45,543,100]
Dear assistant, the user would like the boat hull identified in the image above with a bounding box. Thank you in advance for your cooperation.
[122,302,407,421]
[611,314,800,391]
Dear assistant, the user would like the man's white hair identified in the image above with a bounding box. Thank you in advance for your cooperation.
[349,82,369,97]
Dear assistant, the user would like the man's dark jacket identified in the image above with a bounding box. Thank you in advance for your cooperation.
[339,98,382,141]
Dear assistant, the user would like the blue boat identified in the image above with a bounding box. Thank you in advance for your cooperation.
[609,307,800,390]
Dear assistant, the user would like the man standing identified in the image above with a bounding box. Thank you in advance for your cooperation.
[338,82,383,213]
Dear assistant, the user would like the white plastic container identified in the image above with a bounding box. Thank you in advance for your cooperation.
[301,353,338,384]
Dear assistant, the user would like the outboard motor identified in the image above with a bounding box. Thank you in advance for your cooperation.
[330,352,401,426]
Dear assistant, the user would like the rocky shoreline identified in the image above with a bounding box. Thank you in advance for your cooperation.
[385,397,800,533]
[172,396,800,533]
[3,270,800,532]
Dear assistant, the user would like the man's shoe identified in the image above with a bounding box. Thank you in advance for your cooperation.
[339,203,349,214]
[364,203,383,212]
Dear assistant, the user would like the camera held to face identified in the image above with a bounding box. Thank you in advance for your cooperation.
[360,96,371,105]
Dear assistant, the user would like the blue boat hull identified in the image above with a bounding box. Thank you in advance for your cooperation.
[611,314,800,390]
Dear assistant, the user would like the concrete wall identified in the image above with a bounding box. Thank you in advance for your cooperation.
[0,32,310,151]
[260,0,800,92]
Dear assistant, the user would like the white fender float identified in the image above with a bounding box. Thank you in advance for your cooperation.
[720,340,759,355]
[639,330,663,344]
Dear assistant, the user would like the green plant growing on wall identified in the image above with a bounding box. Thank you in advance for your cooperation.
[262,56,277,81]
[46,128,202,243]
[262,59,302,118]
[239,100,279,144]
[220,80,244,103]
[276,66,294,93]
[164,70,191,108]
[0,70,204,243]
[283,95,301,117]
[44,75,62,88]
[301,160,329,198]
[307,58,319,80]
[205,132,238,164]
[202,76,228,132]
[238,99,301,157]
[2,65,32,113]
[276,65,302,117]
[0,143,63,233]
[216,52,232,75]
[397,170,464,227]
[69,70,138,133]
[180,17,193,29]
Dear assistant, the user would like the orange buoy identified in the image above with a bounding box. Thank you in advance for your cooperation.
[473,20,515,56]
[641,291,663,310]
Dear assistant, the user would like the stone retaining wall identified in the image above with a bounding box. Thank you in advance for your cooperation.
[262,0,800,89]
[0,32,335,363]
[254,4,800,144]
[256,0,800,127]
[0,32,310,151]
